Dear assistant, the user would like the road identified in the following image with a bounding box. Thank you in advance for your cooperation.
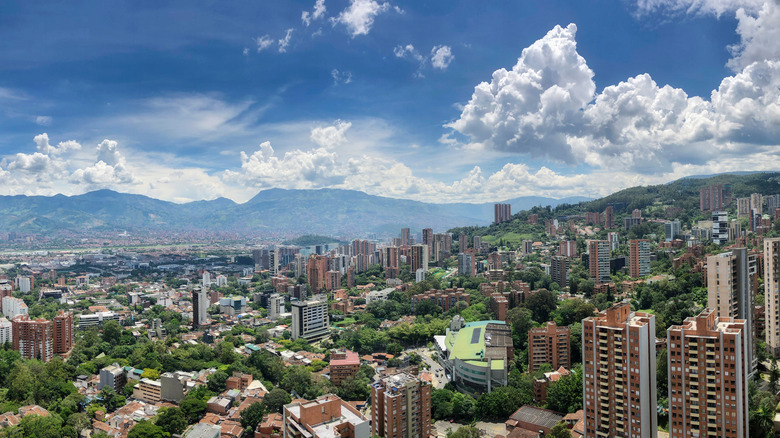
[409,347,447,389]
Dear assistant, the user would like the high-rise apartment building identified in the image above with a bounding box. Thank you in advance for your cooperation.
[522,239,533,256]
[667,309,749,437]
[0,318,11,346]
[528,322,570,372]
[325,270,341,291]
[767,194,780,217]
[291,296,330,341]
[307,255,328,294]
[457,253,474,277]
[191,288,209,328]
[53,310,74,354]
[401,228,411,246]
[665,220,681,242]
[494,203,511,224]
[422,228,434,253]
[588,240,610,284]
[607,232,619,251]
[12,315,54,362]
[2,297,28,319]
[458,233,468,252]
[629,239,651,278]
[712,210,729,245]
[268,293,285,320]
[409,244,428,273]
[550,256,569,288]
[707,248,756,373]
[604,206,614,229]
[582,302,657,438]
[371,373,431,438]
[559,240,576,258]
[99,363,127,391]
[750,192,763,215]
[699,184,723,212]
[764,238,780,356]
[737,197,751,217]
[432,233,452,262]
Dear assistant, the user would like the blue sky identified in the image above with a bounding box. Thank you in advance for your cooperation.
[0,0,778,203]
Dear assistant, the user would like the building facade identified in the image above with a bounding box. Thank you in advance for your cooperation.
[765,238,780,356]
[588,240,611,284]
[12,315,54,362]
[291,297,330,342]
[628,239,651,278]
[371,374,431,438]
[582,302,657,438]
[528,322,570,372]
[706,248,756,373]
[667,309,749,437]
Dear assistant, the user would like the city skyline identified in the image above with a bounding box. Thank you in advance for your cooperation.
[0,0,778,205]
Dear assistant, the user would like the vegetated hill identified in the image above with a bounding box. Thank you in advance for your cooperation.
[450,172,780,245]
[0,188,589,236]
[281,235,344,246]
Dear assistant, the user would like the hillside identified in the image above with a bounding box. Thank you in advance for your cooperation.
[0,188,588,237]
[451,172,780,245]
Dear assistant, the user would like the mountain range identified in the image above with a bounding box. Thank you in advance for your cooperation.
[0,188,591,236]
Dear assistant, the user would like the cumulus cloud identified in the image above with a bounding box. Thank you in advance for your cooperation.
[447,20,780,174]
[70,139,137,185]
[311,120,352,148]
[33,133,81,155]
[633,0,764,17]
[394,44,424,61]
[256,35,274,52]
[728,0,780,71]
[431,45,454,70]
[302,0,327,26]
[447,24,595,163]
[331,0,394,37]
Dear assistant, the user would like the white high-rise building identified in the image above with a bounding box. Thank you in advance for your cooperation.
[2,297,28,319]
[664,220,681,242]
[712,210,729,245]
[765,238,780,356]
[16,276,31,293]
[607,232,619,251]
[0,318,11,345]
[291,296,329,341]
[202,271,211,288]
[268,294,285,320]
[215,275,227,287]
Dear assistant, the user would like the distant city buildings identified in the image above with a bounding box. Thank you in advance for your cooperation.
[700,183,724,212]
[765,238,780,356]
[284,394,370,438]
[712,210,729,245]
[494,203,512,224]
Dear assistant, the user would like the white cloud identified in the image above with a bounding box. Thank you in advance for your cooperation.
[394,44,423,62]
[331,0,394,37]
[310,120,352,148]
[331,69,353,85]
[728,0,780,71]
[447,20,780,175]
[302,0,327,26]
[447,24,595,163]
[70,139,137,185]
[430,45,454,70]
[35,116,52,126]
[33,133,82,155]
[243,47,249,56]
[256,35,274,52]
[278,28,294,53]
[633,0,763,17]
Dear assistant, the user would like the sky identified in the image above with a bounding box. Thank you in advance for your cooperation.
[0,0,778,204]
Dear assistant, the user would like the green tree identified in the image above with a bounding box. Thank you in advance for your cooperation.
[657,349,668,398]
[127,420,170,438]
[548,422,572,438]
[446,425,480,438]
[263,388,292,413]
[102,320,123,346]
[99,386,126,412]
[207,370,229,393]
[180,397,207,424]
[523,289,558,322]
[545,369,583,414]
[155,407,186,436]
[240,402,266,430]
[280,366,312,397]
